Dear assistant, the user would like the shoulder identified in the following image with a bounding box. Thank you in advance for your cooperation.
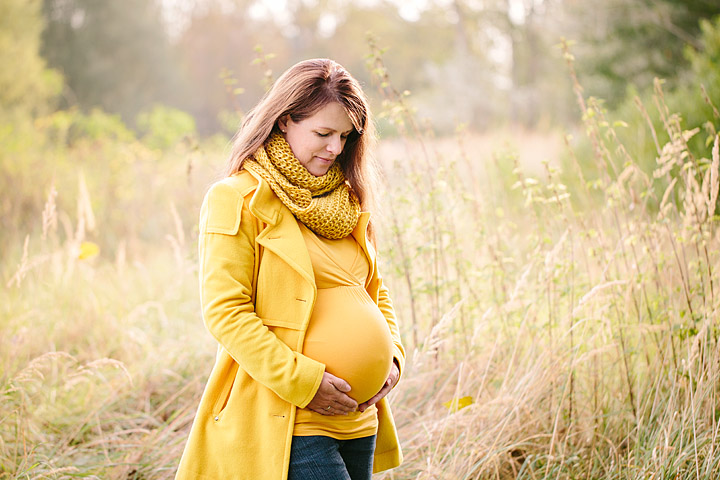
[201,170,259,235]
[218,169,259,196]
[205,170,259,204]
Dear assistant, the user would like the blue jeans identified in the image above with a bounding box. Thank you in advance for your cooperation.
[287,435,376,480]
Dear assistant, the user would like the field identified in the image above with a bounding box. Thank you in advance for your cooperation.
[2,55,720,480]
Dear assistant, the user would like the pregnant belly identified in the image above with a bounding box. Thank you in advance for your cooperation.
[303,286,393,404]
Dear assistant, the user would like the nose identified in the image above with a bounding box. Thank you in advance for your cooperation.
[326,135,343,156]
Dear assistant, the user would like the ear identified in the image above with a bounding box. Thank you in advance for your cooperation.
[277,115,290,133]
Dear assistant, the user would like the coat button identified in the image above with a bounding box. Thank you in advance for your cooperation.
[214,416,219,421]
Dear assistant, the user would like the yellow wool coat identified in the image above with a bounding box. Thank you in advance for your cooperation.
[175,169,405,480]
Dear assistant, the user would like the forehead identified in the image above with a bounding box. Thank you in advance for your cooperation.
[302,102,353,131]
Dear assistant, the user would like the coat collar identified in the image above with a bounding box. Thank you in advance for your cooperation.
[243,168,375,287]
[246,168,282,226]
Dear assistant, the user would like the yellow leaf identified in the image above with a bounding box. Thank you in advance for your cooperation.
[442,396,473,412]
[78,241,100,260]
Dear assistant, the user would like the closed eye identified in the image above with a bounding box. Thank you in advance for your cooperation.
[316,132,351,138]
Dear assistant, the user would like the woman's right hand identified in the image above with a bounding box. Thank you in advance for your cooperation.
[306,372,358,415]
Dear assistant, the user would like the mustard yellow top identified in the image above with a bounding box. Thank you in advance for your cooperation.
[294,222,394,439]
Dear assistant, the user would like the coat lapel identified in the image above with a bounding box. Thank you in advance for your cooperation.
[247,171,316,288]
[351,212,376,284]
[245,169,375,289]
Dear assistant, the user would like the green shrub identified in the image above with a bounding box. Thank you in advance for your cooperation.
[561,16,720,211]
[136,104,197,150]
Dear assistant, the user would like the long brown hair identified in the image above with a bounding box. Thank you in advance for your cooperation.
[226,58,379,219]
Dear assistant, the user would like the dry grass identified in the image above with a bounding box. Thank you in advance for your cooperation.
[363,43,720,479]
[2,54,720,479]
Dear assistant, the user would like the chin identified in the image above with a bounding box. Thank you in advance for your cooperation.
[310,167,332,177]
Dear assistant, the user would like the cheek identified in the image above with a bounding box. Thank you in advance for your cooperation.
[304,138,326,157]
[286,133,310,158]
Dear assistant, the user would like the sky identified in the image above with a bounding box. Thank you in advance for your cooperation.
[161,0,458,34]
[160,0,523,63]
[248,0,442,22]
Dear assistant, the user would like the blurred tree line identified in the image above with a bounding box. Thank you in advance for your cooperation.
[1,0,719,257]
[22,0,718,135]
[569,0,720,107]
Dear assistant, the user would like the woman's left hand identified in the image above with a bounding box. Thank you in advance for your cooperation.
[358,361,400,413]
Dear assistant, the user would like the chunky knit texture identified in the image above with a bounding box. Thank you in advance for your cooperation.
[243,132,360,239]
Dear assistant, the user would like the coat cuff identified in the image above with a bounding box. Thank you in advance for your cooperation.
[292,354,326,408]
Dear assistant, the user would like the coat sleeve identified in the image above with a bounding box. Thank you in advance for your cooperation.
[198,182,325,408]
[375,269,406,382]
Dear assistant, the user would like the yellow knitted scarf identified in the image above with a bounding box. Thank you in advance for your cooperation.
[244,132,360,240]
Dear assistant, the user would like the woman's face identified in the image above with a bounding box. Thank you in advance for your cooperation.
[278,102,354,177]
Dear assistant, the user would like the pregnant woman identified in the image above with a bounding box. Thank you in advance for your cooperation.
[176,58,405,480]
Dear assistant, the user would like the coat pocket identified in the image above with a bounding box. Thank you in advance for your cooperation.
[261,316,305,330]
[211,362,239,420]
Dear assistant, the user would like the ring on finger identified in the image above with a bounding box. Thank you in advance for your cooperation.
[325,405,332,411]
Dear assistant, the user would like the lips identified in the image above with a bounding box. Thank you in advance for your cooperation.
[315,156,335,163]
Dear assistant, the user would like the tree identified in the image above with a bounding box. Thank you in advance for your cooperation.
[41,0,180,124]
[171,0,286,133]
[569,0,720,105]
[0,0,60,114]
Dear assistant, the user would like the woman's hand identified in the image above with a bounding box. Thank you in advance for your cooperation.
[358,361,400,413]
[306,372,358,415]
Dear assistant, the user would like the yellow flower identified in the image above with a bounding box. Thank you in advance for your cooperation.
[78,241,100,260]
[443,396,473,412]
